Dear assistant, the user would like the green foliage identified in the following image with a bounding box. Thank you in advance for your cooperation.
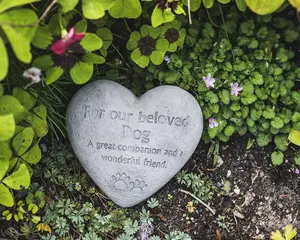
[32,13,109,85]
[38,146,191,239]
[137,9,300,164]
[176,171,216,201]
[271,224,297,240]
[165,231,192,240]
[245,0,285,15]
[26,191,45,208]
[147,198,160,208]
[0,86,47,207]
[126,25,169,68]
[271,151,284,166]
[151,0,185,27]
[0,2,38,80]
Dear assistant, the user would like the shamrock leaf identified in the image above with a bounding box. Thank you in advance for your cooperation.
[183,0,201,11]
[12,88,37,111]
[2,164,30,190]
[25,105,48,138]
[46,66,64,85]
[288,129,300,146]
[0,0,40,13]
[32,55,54,71]
[0,96,28,123]
[70,62,93,84]
[12,127,34,156]
[245,0,285,15]
[58,0,79,13]
[151,6,175,28]
[21,143,42,164]
[0,38,8,81]
[80,33,103,51]
[0,9,38,63]
[108,0,142,19]
[0,114,15,141]
[32,26,53,49]
[0,184,13,207]
[203,0,215,8]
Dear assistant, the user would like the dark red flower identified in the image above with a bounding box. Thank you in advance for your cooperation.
[156,0,179,11]
[50,27,85,55]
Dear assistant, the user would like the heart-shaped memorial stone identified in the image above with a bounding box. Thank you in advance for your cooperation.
[66,80,203,207]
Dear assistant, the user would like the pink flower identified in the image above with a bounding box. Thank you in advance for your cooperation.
[50,27,85,55]
[230,83,243,96]
[295,169,300,174]
[203,73,215,88]
[209,118,218,128]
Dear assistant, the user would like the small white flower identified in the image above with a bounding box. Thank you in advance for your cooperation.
[208,118,218,128]
[23,67,42,89]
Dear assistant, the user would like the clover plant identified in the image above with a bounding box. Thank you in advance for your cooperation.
[0,1,39,81]
[32,14,111,85]
[134,7,300,165]
[58,0,142,19]
[0,85,48,207]
[161,20,186,52]
[151,0,185,27]
[126,25,169,68]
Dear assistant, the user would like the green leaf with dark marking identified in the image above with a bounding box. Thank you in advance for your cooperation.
[12,127,34,156]
[2,164,30,190]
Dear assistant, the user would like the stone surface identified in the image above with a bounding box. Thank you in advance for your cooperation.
[66,80,203,207]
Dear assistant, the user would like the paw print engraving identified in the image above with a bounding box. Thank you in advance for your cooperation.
[111,172,130,191]
[130,179,147,196]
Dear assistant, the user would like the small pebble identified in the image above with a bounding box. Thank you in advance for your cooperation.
[234,186,240,195]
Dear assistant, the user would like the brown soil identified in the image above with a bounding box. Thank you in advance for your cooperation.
[137,136,300,240]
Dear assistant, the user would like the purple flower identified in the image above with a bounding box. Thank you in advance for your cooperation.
[230,82,243,96]
[295,169,300,174]
[203,73,215,88]
[209,118,218,128]
[164,55,171,64]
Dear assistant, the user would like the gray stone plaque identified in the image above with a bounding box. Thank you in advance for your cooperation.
[66,80,203,207]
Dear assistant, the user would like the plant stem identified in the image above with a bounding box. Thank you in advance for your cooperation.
[187,0,192,24]
[179,189,216,215]
[112,43,130,67]
[206,9,220,28]
[105,62,128,71]
[123,18,132,33]
[218,3,235,60]
[37,0,58,24]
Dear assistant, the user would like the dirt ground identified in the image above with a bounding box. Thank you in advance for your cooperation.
[139,136,300,240]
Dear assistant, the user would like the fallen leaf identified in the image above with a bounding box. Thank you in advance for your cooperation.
[159,215,167,222]
[216,229,222,240]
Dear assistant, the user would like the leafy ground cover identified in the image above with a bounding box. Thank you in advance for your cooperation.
[1,136,299,239]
